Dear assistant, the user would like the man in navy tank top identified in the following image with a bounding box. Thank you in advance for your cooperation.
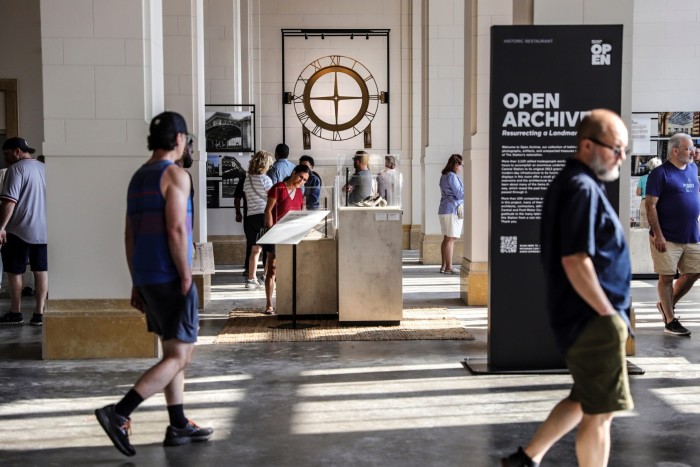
[95,111,212,457]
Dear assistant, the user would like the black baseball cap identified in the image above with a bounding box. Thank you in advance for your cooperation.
[149,111,188,138]
[2,137,36,154]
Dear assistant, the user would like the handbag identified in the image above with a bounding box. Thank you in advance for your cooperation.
[457,203,464,220]
[256,226,269,242]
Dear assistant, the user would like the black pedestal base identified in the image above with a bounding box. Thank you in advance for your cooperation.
[462,356,645,375]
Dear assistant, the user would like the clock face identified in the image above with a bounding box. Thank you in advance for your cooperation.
[293,55,380,142]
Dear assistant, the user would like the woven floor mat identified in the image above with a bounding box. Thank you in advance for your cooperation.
[214,308,475,343]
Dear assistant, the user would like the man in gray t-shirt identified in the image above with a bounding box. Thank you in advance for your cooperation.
[0,137,47,327]
[345,151,373,204]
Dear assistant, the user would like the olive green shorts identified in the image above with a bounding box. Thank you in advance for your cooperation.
[565,314,634,415]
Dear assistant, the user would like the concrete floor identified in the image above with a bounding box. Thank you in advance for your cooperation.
[1,255,700,466]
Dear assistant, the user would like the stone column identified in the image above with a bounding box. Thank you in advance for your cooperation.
[41,0,166,358]
[419,0,465,267]
[407,0,423,250]
[460,0,633,306]
[460,0,514,306]
[203,0,249,264]
[534,0,634,235]
[163,0,212,307]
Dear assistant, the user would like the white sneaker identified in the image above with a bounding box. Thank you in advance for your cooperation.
[245,278,260,289]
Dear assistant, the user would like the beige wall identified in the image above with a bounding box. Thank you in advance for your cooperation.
[205,0,417,241]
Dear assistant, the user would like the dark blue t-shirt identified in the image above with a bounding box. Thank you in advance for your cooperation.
[645,161,700,243]
[540,159,631,353]
[304,170,322,209]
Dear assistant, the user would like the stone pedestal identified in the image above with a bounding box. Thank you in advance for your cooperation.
[44,300,159,359]
[193,274,211,310]
[209,235,246,265]
[337,207,402,323]
[461,258,488,306]
[419,232,462,265]
[630,228,654,275]
[192,242,215,309]
[276,234,337,316]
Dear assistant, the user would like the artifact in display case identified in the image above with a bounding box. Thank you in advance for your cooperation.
[337,151,402,208]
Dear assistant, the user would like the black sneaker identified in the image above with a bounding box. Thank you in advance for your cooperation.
[163,420,213,446]
[29,314,43,326]
[665,318,691,336]
[95,404,135,457]
[501,446,538,467]
[0,311,24,326]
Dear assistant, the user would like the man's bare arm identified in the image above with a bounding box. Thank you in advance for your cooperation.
[645,195,666,252]
[561,252,616,317]
[124,215,144,311]
[0,199,16,244]
[264,196,276,228]
[163,165,192,294]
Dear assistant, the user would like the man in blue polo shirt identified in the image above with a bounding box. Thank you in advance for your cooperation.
[502,110,633,467]
[267,143,295,184]
[645,132,699,337]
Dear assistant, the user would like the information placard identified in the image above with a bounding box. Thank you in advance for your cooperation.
[488,25,623,370]
[257,210,330,245]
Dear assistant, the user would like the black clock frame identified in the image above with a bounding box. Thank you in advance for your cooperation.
[281,28,390,152]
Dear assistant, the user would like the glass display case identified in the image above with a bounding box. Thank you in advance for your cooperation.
[336,152,402,208]
[303,184,336,239]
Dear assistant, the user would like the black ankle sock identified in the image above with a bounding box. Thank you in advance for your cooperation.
[167,404,188,429]
[115,388,144,418]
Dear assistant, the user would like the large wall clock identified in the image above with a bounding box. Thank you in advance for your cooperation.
[291,55,381,148]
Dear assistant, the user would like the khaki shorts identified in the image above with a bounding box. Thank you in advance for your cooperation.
[566,314,633,415]
[649,239,700,275]
[439,214,463,238]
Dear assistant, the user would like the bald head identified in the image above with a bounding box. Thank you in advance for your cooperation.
[576,110,626,148]
[575,109,629,181]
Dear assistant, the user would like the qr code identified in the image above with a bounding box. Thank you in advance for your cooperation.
[500,236,517,253]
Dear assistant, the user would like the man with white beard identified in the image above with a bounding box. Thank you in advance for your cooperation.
[645,132,699,337]
[502,109,633,467]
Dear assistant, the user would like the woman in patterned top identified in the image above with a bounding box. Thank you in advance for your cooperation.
[242,151,274,289]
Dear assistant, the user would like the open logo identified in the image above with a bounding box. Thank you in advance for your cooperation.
[591,40,611,65]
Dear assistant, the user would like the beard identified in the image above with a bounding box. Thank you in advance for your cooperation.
[181,153,193,169]
[590,153,620,182]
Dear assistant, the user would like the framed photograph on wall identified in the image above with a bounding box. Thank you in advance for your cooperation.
[206,180,219,209]
[205,104,255,209]
[205,152,253,208]
[206,154,221,178]
[205,104,255,153]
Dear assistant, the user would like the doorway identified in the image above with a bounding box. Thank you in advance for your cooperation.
[0,79,19,169]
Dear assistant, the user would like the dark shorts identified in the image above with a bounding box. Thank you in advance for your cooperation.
[1,233,48,274]
[565,314,634,414]
[136,280,199,343]
[244,213,266,247]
